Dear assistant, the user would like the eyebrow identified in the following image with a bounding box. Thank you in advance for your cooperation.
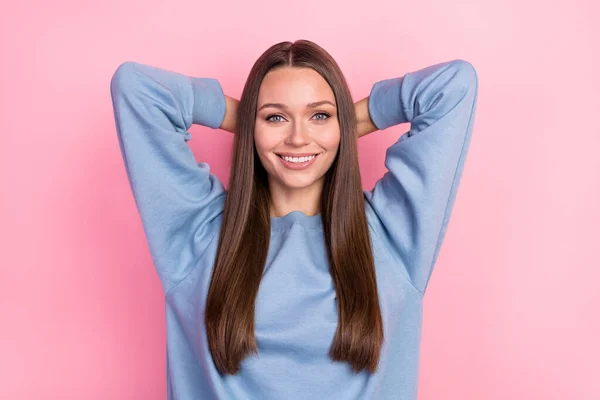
[258,100,336,111]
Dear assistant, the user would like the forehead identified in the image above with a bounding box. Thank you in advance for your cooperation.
[258,67,335,107]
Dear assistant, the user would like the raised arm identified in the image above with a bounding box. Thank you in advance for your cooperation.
[110,61,232,293]
[362,59,479,295]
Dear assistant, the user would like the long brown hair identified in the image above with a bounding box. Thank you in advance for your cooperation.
[205,39,384,375]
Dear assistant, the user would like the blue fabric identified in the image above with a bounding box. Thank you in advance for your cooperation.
[110,58,478,400]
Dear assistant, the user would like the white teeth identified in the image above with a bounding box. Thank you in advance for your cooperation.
[282,155,316,163]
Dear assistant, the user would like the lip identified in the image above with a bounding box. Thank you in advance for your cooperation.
[277,153,319,170]
[275,152,319,157]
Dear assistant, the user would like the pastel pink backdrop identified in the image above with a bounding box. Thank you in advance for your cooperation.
[2,0,598,399]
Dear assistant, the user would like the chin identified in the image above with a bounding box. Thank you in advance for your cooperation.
[278,175,321,190]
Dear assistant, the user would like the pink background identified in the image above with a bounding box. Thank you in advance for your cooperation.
[2,0,599,398]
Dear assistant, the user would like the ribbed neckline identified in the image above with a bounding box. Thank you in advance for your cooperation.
[270,211,323,232]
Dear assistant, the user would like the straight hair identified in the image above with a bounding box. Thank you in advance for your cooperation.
[205,39,384,375]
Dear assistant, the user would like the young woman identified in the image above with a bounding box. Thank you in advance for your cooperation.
[110,39,478,400]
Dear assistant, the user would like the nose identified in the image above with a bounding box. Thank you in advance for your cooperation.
[284,120,311,147]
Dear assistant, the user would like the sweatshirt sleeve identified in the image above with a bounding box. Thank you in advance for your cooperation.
[363,59,479,295]
[109,61,227,293]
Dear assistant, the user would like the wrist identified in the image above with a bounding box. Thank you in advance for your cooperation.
[219,95,239,133]
[354,97,378,137]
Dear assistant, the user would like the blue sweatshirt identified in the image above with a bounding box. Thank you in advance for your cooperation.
[110,58,478,400]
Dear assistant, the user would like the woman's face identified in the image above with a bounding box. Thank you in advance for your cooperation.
[254,66,340,192]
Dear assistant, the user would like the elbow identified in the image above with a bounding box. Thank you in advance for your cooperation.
[447,59,478,94]
[110,61,139,96]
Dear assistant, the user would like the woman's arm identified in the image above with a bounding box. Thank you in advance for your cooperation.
[110,61,229,293]
[362,59,479,295]
[355,96,379,138]
[220,95,239,133]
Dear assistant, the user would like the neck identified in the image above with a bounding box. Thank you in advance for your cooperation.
[268,177,324,217]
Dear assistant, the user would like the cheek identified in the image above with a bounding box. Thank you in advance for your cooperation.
[320,128,341,151]
[253,128,277,170]
[253,128,271,154]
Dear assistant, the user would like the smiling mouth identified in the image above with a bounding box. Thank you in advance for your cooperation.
[277,154,319,163]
